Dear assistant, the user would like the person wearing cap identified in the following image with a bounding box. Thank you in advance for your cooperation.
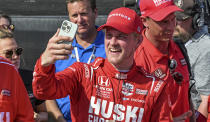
[32,7,174,121]
[173,0,210,120]
[134,0,193,121]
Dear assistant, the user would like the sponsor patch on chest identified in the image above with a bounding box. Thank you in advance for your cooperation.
[153,68,166,79]
[122,83,134,96]
[180,58,187,66]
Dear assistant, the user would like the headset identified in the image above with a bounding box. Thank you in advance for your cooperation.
[192,0,210,31]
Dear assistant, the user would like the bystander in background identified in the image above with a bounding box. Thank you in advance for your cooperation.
[134,0,193,121]
[173,0,210,121]
[46,0,106,122]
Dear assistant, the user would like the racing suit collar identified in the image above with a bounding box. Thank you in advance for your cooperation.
[103,59,141,80]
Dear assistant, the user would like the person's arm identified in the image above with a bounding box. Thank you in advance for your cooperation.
[197,95,209,118]
[46,100,66,122]
[149,81,172,121]
[32,29,76,100]
[35,101,48,122]
[193,51,210,117]
[173,111,192,122]
[189,98,196,122]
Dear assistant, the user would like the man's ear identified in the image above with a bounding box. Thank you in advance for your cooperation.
[94,8,98,19]
[135,35,143,50]
[140,16,148,28]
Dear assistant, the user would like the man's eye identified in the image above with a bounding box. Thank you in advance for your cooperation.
[81,13,88,16]
[118,34,128,39]
[106,34,112,39]
[71,14,78,18]
[162,21,168,24]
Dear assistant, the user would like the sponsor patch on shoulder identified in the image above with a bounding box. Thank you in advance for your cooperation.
[153,68,166,79]
[1,89,11,96]
[180,59,187,66]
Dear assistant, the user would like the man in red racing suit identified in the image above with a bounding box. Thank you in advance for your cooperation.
[0,57,34,122]
[33,57,172,122]
[32,7,172,122]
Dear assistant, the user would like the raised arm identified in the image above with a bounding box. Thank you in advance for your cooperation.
[32,30,76,100]
[41,29,73,67]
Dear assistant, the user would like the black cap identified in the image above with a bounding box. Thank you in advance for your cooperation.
[174,0,195,20]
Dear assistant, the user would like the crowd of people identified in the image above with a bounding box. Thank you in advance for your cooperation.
[0,0,210,121]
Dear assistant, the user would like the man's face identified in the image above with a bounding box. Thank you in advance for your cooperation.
[105,28,140,70]
[0,38,20,68]
[144,13,176,42]
[67,0,97,35]
[173,17,193,43]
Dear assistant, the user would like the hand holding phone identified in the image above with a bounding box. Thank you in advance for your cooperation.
[58,20,78,45]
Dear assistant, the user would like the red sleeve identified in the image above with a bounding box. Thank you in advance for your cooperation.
[150,84,172,122]
[32,56,82,100]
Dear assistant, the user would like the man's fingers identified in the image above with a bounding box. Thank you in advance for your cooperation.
[173,110,192,122]
[49,42,73,51]
[53,29,60,38]
[184,110,192,119]
[49,29,72,44]
[50,48,72,56]
[53,54,70,60]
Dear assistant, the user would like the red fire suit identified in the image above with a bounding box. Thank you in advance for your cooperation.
[134,29,190,120]
[33,57,173,122]
[0,57,34,122]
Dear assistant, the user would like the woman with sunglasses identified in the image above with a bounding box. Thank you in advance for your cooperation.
[0,22,48,121]
[0,28,21,67]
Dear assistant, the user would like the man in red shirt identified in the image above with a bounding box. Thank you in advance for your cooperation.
[33,7,174,121]
[0,56,34,122]
[134,0,193,121]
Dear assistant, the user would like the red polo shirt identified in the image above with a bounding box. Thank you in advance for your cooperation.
[134,29,190,120]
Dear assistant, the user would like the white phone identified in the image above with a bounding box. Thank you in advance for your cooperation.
[58,20,78,45]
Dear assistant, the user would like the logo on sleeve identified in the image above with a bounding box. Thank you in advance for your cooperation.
[1,89,11,97]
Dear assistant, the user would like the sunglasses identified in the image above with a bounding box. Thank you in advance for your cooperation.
[3,47,23,59]
[0,24,15,31]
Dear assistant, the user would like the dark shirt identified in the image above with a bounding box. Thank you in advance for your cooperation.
[19,69,44,112]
